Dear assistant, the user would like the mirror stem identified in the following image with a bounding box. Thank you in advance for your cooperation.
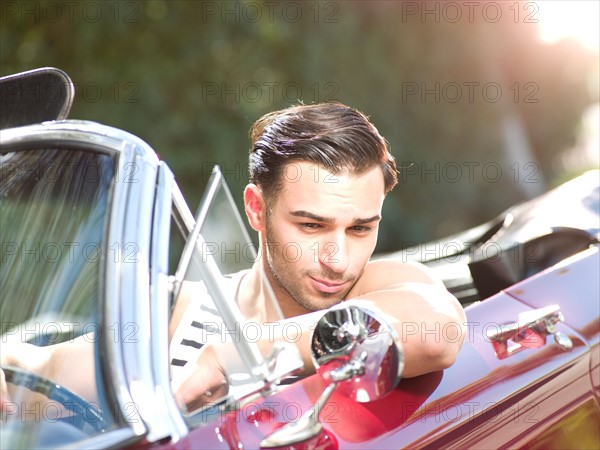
[260,352,366,448]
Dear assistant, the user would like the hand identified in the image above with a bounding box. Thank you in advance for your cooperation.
[0,342,53,418]
[173,344,229,412]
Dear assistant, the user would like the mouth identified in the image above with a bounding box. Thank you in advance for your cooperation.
[309,276,348,294]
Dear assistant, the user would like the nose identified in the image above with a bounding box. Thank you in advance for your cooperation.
[319,232,350,275]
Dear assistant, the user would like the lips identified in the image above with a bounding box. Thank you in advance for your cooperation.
[310,276,348,294]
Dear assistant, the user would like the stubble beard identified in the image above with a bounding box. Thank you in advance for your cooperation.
[264,223,355,313]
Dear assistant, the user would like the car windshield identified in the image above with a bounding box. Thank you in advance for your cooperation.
[0,148,120,447]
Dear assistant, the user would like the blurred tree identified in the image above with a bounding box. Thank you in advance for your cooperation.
[1,0,597,252]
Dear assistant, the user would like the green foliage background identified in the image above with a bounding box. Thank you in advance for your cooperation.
[1,0,598,253]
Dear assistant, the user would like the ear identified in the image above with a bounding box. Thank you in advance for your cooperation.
[244,183,266,232]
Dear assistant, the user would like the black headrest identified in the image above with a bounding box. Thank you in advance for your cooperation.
[0,67,74,130]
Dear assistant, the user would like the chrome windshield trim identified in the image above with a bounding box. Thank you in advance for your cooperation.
[171,167,223,302]
[0,121,159,162]
[148,162,188,441]
[114,146,163,435]
[172,182,196,236]
[103,139,148,437]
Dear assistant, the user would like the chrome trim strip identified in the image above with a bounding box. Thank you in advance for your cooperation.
[172,182,196,236]
[115,147,166,437]
[171,167,223,302]
[195,232,269,380]
[0,121,157,161]
[101,136,147,438]
[148,162,188,441]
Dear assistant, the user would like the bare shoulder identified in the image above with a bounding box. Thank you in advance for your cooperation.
[348,258,444,297]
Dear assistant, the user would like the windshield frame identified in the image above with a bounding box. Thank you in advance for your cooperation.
[0,120,187,447]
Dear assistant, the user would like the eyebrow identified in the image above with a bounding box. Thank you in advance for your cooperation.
[290,210,381,225]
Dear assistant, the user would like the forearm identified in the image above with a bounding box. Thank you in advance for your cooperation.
[252,286,465,380]
[258,284,464,379]
[2,341,52,374]
[350,286,466,377]
[176,287,465,411]
[48,334,97,402]
[1,334,97,403]
[258,311,323,377]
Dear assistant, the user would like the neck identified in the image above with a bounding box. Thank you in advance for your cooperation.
[259,257,313,319]
[237,260,286,322]
[238,255,312,321]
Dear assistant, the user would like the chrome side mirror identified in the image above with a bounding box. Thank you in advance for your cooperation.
[261,304,404,448]
[312,303,404,402]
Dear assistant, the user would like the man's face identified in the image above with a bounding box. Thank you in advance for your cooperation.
[262,161,386,314]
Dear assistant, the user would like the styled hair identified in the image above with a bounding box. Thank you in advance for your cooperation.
[248,102,397,200]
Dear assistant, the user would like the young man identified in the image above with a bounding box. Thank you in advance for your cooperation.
[1,102,466,413]
[173,102,466,409]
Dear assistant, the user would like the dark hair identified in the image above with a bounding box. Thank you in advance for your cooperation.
[248,102,397,200]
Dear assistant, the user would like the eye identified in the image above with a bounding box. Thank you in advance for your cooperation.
[350,225,372,233]
[300,223,321,230]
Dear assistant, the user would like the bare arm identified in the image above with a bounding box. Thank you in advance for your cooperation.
[1,334,97,405]
[269,259,466,378]
[345,259,467,377]
[175,259,466,409]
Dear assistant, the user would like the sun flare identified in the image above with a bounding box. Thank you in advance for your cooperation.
[536,1,599,51]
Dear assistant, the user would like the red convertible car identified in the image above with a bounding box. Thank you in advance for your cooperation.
[1,68,599,449]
